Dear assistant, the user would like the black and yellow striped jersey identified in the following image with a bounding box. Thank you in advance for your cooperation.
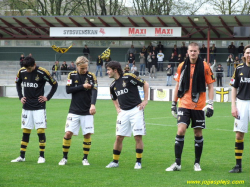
[230,63,250,100]
[15,66,58,110]
[110,73,145,110]
[66,71,98,115]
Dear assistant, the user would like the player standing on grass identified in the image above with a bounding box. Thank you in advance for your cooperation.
[229,44,250,173]
[166,42,215,172]
[58,56,97,166]
[105,61,149,169]
[11,56,58,163]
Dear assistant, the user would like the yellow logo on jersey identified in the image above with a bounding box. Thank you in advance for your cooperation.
[35,75,39,81]
[24,77,27,80]
[178,116,180,121]
[240,73,243,75]
[114,87,116,90]
[122,81,126,87]
[75,80,78,83]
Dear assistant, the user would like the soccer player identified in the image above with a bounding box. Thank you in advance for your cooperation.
[166,42,215,172]
[11,56,58,163]
[58,56,97,166]
[105,61,149,169]
[229,44,250,173]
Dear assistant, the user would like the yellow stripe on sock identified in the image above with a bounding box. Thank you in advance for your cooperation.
[113,154,120,161]
[39,143,46,147]
[21,148,26,151]
[23,129,31,133]
[235,156,242,159]
[21,141,28,146]
[84,138,91,142]
[83,145,91,149]
[236,139,244,143]
[37,128,45,134]
[235,150,243,153]
[136,153,143,158]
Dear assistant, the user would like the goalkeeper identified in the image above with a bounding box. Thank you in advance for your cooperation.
[166,42,215,172]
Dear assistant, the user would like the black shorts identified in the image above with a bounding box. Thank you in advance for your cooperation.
[177,108,205,129]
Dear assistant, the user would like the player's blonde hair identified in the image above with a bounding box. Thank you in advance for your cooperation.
[188,42,200,49]
[242,44,250,63]
[75,56,89,66]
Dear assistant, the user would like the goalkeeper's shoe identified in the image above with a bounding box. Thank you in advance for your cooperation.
[194,163,202,171]
[165,162,181,171]
[11,156,25,162]
[37,156,45,164]
[58,158,67,165]
[106,161,119,168]
[134,162,142,169]
[229,165,242,173]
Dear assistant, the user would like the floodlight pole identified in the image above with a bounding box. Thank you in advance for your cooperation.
[207,28,210,63]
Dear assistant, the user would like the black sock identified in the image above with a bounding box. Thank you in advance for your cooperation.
[175,135,184,165]
[194,136,203,164]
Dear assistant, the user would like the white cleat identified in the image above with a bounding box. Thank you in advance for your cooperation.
[194,163,202,171]
[58,158,67,165]
[134,162,142,169]
[11,156,25,162]
[106,161,119,168]
[37,156,45,164]
[166,162,181,171]
[82,159,90,166]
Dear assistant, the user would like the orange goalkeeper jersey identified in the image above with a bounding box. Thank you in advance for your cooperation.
[174,61,215,110]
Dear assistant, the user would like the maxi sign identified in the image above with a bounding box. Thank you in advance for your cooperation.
[50,27,181,37]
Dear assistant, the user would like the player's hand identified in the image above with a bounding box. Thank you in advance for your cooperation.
[83,83,92,89]
[138,100,148,110]
[231,105,239,119]
[171,101,177,118]
[38,96,48,103]
[202,100,214,118]
[89,104,96,115]
[21,97,26,104]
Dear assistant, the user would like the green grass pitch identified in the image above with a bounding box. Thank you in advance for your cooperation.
[0,97,249,187]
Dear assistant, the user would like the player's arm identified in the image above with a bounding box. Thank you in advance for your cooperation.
[207,83,214,101]
[15,71,26,104]
[112,99,121,114]
[139,81,149,110]
[89,78,98,115]
[231,87,238,118]
[45,72,58,101]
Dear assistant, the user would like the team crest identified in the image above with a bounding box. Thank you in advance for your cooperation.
[156,89,166,99]
[65,123,69,128]
[122,81,126,87]
[35,74,39,81]
[75,80,78,83]
[24,77,27,80]
[235,123,238,127]
[114,87,116,90]
[85,78,88,84]
[240,73,243,75]
[67,79,72,85]
[178,116,180,121]
[22,120,25,125]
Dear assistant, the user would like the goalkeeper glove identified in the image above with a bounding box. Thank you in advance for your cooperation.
[171,101,177,118]
[202,100,214,118]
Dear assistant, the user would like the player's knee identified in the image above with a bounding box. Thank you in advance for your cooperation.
[64,131,73,139]
[236,132,244,140]
[116,135,124,142]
